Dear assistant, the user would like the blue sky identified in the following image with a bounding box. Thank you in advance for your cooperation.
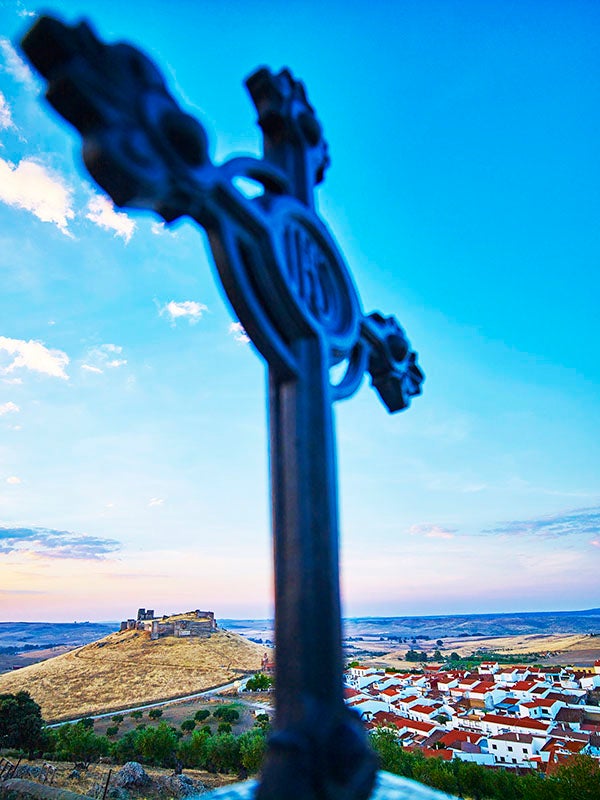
[0,0,598,622]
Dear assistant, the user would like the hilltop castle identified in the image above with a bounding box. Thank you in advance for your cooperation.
[119,608,217,640]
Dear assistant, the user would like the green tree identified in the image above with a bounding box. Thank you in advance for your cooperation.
[238,729,266,774]
[106,725,119,737]
[0,691,45,757]
[213,706,240,724]
[111,729,140,763]
[204,732,240,773]
[370,728,415,777]
[130,710,143,720]
[194,709,210,722]
[148,708,163,720]
[135,722,178,767]
[177,728,211,769]
[55,721,109,767]
[551,755,600,800]
[181,719,196,733]
[245,673,273,691]
[111,714,124,724]
[217,722,232,734]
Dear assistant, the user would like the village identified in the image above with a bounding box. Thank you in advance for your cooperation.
[343,659,600,773]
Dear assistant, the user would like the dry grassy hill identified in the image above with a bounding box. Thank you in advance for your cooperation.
[0,625,268,722]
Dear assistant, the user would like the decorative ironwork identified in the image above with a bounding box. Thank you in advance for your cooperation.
[21,15,424,800]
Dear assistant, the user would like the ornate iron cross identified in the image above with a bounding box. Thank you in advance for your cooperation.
[21,15,423,800]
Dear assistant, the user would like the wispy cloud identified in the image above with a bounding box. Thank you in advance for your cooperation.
[0,91,15,131]
[81,343,127,375]
[85,195,135,242]
[16,6,37,18]
[409,523,456,540]
[148,497,164,507]
[484,506,600,539]
[0,157,75,234]
[0,336,69,379]
[0,526,120,560]
[0,401,19,415]
[6,476,21,485]
[0,37,35,87]
[229,321,250,344]
[150,221,177,237]
[159,300,208,325]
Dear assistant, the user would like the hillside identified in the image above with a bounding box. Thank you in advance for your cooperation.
[0,625,267,722]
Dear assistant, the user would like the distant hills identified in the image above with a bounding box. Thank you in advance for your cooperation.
[0,621,117,650]
[224,608,600,642]
[340,608,600,639]
[0,623,266,722]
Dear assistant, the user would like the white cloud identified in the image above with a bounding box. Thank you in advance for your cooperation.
[86,195,135,242]
[0,91,15,131]
[0,157,75,234]
[81,344,127,374]
[0,37,35,87]
[409,523,456,540]
[0,336,69,379]
[6,476,21,485]
[148,497,164,507]
[17,6,36,18]
[159,300,208,325]
[592,540,600,548]
[0,401,19,415]
[2,377,22,385]
[229,321,250,344]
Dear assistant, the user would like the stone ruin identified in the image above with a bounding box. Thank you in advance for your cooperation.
[119,608,217,640]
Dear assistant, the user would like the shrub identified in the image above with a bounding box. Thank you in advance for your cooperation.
[106,725,119,737]
[217,722,231,734]
[181,719,196,733]
[148,708,163,720]
[194,709,210,722]
[213,706,240,724]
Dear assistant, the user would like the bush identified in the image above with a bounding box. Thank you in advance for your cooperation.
[217,722,232,734]
[194,709,210,722]
[181,719,196,733]
[148,708,163,720]
[213,706,240,724]
[111,715,124,724]
[130,710,143,720]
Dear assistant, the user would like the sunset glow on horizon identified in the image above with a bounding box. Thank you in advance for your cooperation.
[1,0,599,623]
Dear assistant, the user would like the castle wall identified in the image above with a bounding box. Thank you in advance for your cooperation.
[119,608,217,639]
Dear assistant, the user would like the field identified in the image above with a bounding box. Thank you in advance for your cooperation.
[0,627,268,722]
[351,632,600,670]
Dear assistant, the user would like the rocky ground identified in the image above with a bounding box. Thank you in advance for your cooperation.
[9,760,238,797]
